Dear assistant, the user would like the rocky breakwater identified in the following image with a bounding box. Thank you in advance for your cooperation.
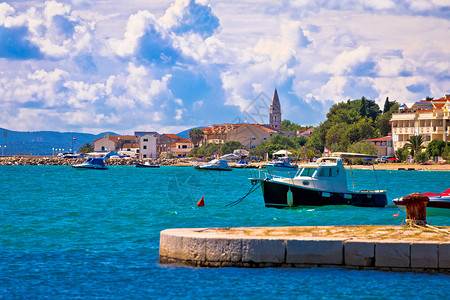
[0,156,198,166]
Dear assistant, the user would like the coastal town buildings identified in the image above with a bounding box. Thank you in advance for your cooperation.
[363,136,394,157]
[169,138,194,157]
[199,88,297,149]
[201,124,242,145]
[225,123,278,150]
[390,94,450,151]
[157,134,182,156]
[296,127,314,138]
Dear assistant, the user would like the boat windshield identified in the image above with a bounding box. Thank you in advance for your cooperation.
[297,167,317,177]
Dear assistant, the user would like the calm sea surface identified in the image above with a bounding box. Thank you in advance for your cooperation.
[1,165,449,299]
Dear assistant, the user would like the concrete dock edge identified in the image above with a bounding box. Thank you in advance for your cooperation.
[159,228,450,273]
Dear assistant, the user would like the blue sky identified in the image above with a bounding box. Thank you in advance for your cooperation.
[0,0,449,134]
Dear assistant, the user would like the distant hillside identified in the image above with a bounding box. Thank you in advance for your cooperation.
[176,127,202,139]
[0,128,118,156]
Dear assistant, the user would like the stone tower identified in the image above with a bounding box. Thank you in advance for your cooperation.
[269,88,282,129]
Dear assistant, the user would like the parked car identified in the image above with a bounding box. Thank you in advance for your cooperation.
[376,156,393,163]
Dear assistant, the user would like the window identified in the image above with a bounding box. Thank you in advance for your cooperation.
[263,136,267,140]
[252,136,256,140]
[101,146,105,150]
[143,145,147,149]
[182,145,187,149]
[143,138,148,142]
[299,168,316,177]
[143,154,147,158]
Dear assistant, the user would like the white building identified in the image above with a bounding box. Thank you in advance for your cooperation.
[139,134,157,159]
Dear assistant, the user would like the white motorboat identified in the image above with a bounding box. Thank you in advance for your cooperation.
[195,159,232,171]
[72,157,108,170]
[264,156,298,175]
[135,161,160,168]
[250,153,387,208]
[234,160,249,168]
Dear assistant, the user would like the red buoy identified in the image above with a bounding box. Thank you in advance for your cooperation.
[197,196,205,207]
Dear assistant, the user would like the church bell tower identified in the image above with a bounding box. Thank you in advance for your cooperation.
[269,88,282,129]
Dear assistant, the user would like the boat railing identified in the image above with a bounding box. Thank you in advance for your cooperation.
[253,168,296,181]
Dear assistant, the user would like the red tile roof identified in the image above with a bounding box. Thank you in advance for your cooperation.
[363,136,392,142]
[163,134,181,139]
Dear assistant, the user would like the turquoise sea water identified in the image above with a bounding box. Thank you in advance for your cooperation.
[1,165,449,299]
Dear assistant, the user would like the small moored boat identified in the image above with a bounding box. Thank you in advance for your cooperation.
[135,162,160,168]
[393,189,450,217]
[264,156,298,174]
[195,159,232,171]
[234,160,249,168]
[72,157,108,170]
[250,153,387,208]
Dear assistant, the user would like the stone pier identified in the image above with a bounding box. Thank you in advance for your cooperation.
[159,226,450,273]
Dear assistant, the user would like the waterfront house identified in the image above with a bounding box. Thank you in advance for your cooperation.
[363,136,394,157]
[226,123,278,150]
[138,134,157,159]
[169,138,194,157]
[391,94,450,151]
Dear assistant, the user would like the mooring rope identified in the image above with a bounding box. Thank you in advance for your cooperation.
[226,182,261,207]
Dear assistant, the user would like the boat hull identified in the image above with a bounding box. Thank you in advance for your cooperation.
[194,166,232,171]
[135,163,160,168]
[254,179,387,208]
[393,196,450,217]
[72,164,108,170]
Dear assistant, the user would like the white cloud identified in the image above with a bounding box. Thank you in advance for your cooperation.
[108,10,158,57]
[0,2,15,25]
[175,108,184,120]
[314,46,371,76]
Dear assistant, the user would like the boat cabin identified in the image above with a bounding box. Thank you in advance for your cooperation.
[274,157,349,192]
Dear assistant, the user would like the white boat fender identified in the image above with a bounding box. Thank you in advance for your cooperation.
[287,187,293,207]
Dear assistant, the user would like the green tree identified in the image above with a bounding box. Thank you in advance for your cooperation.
[188,128,204,147]
[376,102,399,137]
[307,98,382,153]
[426,140,447,159]
[190,143,220,157]
[78,143,93,154]
[347,141,377,156]
[415,151,430,164]
[250,134,307,159]
[442,145,450,161]
[383,97,390,113]
[405,135,424,158]
[281,119,309,132]
[396,145,410,162]
[220,141,243,155]
[359,96,367,117]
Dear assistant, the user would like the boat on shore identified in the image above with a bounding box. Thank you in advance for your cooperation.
[135,161,160,168]
[195,159,232,171]
[393,189,450,217]
[250,153,387,208]
[72,157,108,170]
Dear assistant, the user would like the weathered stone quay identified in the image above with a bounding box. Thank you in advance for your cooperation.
[0,156,195,166]
[160,226,450,274]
